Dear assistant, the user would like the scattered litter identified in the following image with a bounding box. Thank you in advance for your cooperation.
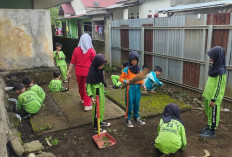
[221,108,230,112]
[193,107,204,110]
[46,138,52,146]
[202,149,210,157]
[4,86,14,91]
[15,114,22,122]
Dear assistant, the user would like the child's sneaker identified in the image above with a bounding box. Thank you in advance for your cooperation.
[100,122,111,127]
[80,100,84,104]
[84,106,92,111]
[64,80,68,83]
[200,129,216,138]
[93,128,107,133]
[199,125,210,134]
[135,117,145,125]
[125,120,134,128]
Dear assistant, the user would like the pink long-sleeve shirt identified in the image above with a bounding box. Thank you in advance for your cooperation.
[70,47,96,76]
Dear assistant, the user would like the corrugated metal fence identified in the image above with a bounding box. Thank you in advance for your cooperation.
[109,13,232,102]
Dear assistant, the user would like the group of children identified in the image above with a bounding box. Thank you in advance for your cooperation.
[12,41,226,155]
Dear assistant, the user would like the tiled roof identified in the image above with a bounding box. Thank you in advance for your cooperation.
[81,0,118,8]
[61,3,75,14]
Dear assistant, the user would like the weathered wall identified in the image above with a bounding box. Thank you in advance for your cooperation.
[171,0,222,6]
[0,9,54,71]
[0,76,9,157]
[53,36,105,61]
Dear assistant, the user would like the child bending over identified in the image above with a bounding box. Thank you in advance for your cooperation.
[22,77,45,102]
[144,66,163,94]
[155,103,187,155]
[49,71,67,92]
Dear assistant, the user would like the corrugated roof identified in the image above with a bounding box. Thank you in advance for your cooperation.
[158,0,232,13]
[61,4,75,14]
[81,0,118,8]
[55,14,85,20]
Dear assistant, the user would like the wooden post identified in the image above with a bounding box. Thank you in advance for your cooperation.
[141,27,144,66]
[204,25,213,86]
[109,24,112,67]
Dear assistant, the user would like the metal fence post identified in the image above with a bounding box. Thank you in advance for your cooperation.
[109,24,112,67]
[141,27,144,66]
[204,25,213,86]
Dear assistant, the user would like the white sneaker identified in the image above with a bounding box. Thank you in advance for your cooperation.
[84,106,92,111]
[80,100,84,104]
[64,80,68,83]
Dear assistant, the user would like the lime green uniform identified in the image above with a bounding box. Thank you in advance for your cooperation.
[17,91,42,114]
[203,74,226,130]
[27,84,45,102]
[48,79,66,92]
[53,51,67,80]
[111,75,122,87]
[155,119,187,154]
[86,82,105,126]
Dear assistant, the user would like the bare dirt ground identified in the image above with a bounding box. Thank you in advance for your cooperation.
[17,108,232,157]
[10,71,232,157]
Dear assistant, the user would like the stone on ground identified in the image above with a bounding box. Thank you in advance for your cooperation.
[36,151,55,157]
[23,140,44,154]
[9,137,25,156]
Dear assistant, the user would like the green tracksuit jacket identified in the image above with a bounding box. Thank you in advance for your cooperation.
[17,91,42,114]
[155,119,187,154]
[27,84,45,102]
[53,51,67,80]
[48,79,66,92]
[203,74,226,130]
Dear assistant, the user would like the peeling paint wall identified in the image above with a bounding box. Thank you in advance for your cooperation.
[0,9,54,71]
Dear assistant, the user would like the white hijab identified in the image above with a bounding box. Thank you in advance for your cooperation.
[78,33,94,54]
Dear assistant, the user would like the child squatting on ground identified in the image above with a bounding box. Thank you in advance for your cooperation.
[119,51,147,128]
[144,66,164,94]
[22,77,45,103]
[53,43,68,83]
[13,83,43,118]
[86,54,111,132]
[155,103,187,155]
[111,61,129,89]
[200,46,227,138]
[49,71,67,92]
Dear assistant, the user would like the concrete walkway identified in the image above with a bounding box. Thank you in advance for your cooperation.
[30,73,124,134]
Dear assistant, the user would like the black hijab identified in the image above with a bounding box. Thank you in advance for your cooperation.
[128,51,140,74]
[162,103,183,125]
[207,46,226,77]
[86,54,107,84]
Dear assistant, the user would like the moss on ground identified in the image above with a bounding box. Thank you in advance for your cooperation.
[105,88,191,117]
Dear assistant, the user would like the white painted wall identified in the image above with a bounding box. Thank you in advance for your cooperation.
[123,8,128,19]
[128,6,139,19]
[71,0,86,15]
[112,9,124,20]
[139,0,170,18]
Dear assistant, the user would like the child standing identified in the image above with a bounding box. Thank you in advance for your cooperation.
[119,51,147,128]
[13,83,43,117]
[200,46,226,138]
[86,54,111,132]
[22,77,45,103]
[144,66,164,94]
[48,71,67,92]
[53,43,68,82]
[111,61,129,89]
[155,103,187,155]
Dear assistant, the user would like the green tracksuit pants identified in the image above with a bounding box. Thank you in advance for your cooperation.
[86,83,105,128]
[203,74,226,130]
[59,65,67,80]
